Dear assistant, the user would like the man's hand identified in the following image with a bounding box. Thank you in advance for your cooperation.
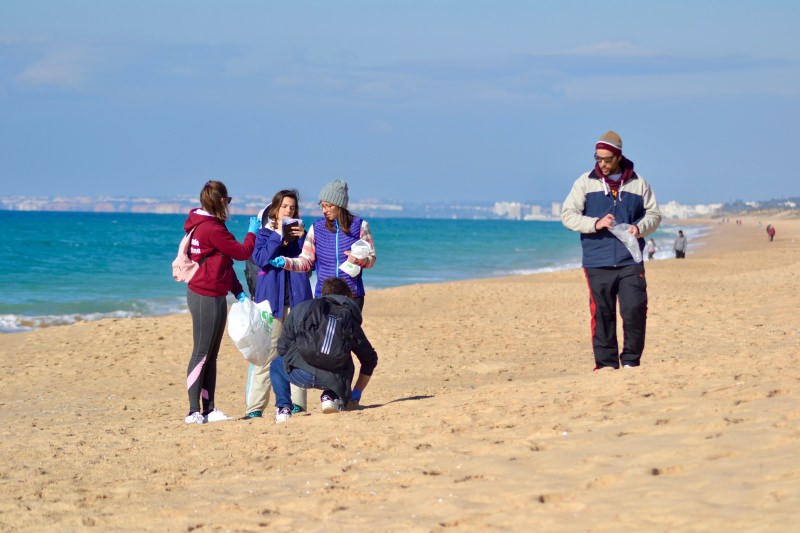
[595,214,615,231]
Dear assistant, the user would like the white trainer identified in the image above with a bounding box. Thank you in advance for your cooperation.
[320,394,343,414]
[185,412,205,425]
[275,407,292,423]
[204,409,232,423]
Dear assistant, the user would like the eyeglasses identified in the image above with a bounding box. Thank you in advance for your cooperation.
[225,196,233,204]
[594,154,617,164]
[318,202,336,211]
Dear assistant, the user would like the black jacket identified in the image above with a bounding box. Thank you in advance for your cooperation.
[278,294,378,405]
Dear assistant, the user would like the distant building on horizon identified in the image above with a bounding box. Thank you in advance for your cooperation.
[11,194,796,220]
[660,201,723,219]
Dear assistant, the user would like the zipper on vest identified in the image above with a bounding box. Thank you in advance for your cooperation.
[334,220,340,278]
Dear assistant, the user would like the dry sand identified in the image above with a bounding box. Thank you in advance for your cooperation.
[1,217,798,532]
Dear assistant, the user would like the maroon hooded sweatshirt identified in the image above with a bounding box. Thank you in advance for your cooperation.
[183,208,255,297]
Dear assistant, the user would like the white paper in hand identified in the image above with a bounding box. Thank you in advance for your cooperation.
[339,239,371,276]
[349,239,371,259]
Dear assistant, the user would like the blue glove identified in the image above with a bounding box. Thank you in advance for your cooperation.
[247,216,260,234]
[237,292,247,303]
[350,387,362,402]
[269,256,286,269]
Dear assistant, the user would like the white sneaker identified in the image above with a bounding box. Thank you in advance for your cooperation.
[185,412,205,425]
[204,409,232,423]
[275,407,292,423]
[320,394,343,414]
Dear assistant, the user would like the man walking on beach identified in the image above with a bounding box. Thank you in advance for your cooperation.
[561,131,661,370]
[268,278,378,423]
[673,230,687,258]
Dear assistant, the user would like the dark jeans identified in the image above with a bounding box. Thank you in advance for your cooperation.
[584,264,648,369]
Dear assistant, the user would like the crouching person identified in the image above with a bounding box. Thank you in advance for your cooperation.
[269,277,378,423]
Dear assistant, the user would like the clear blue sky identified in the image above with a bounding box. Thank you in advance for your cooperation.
[2,1,798,205]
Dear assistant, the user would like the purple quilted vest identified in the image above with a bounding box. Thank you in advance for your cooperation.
[312,216,365,297]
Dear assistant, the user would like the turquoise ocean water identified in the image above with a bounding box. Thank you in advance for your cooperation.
[0,210,707,333]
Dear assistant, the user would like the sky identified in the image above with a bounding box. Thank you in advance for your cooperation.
[1,1,799,206]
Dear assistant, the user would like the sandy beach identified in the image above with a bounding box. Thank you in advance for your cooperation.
[1,216,798,532]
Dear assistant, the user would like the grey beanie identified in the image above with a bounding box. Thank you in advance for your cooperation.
[318,179,349,209]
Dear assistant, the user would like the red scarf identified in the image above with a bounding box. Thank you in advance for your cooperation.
[595,156,635,197]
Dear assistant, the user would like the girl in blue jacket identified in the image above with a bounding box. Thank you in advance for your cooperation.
[244,189,313,418]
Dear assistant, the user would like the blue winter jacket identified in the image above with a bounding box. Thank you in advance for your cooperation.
[561,160,661,268]
[251,227,313,318]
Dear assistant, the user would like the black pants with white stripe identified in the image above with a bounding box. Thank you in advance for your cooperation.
[584,264,648,369]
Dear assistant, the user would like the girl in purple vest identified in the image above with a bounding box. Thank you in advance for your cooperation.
[270,179,376,311]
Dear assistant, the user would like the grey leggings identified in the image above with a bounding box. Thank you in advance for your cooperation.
[186,289,228,414]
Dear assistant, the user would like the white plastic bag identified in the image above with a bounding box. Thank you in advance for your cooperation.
[339,239,371,277]
[609,223,643,263]
[227,299,272,365]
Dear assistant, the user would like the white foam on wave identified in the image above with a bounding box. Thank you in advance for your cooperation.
[0,297,189,334]
[503,261,584,277]
[0,311,135,333]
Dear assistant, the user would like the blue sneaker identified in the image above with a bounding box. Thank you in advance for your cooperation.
[246,410,263,419]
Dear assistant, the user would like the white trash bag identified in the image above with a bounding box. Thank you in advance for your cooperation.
[609,223,643,263]
[227,299,272,365]
[339,239,371,277]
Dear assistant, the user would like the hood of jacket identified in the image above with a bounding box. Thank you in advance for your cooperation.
[590,156,635,184]
[183,208,218,233]
[325,294,363,325]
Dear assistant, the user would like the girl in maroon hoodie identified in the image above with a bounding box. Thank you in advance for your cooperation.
[183,180,258,424]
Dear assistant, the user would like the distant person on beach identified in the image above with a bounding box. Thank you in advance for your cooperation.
[269,278,378,423]
[674,230,687,259]
[647,239,657,260]
[243,189,314,419]
[767,224,776,242]
[184,180,259,424]
[561,131,661,371]
[269,179,376,311]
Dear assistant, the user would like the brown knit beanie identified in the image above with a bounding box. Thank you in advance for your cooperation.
[596,131,623,155]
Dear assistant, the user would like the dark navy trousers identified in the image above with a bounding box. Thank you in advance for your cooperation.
[584,264,648,369]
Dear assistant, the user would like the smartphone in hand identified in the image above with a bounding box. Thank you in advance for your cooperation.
[281,218,302,241]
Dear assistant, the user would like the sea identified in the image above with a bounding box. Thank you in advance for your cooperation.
[0,210,709,333]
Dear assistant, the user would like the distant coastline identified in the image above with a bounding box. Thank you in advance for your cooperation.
[0,194,529,220]
[4,194,796,220]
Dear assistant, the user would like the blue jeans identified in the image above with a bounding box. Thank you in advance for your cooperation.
[269,356,320,409]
